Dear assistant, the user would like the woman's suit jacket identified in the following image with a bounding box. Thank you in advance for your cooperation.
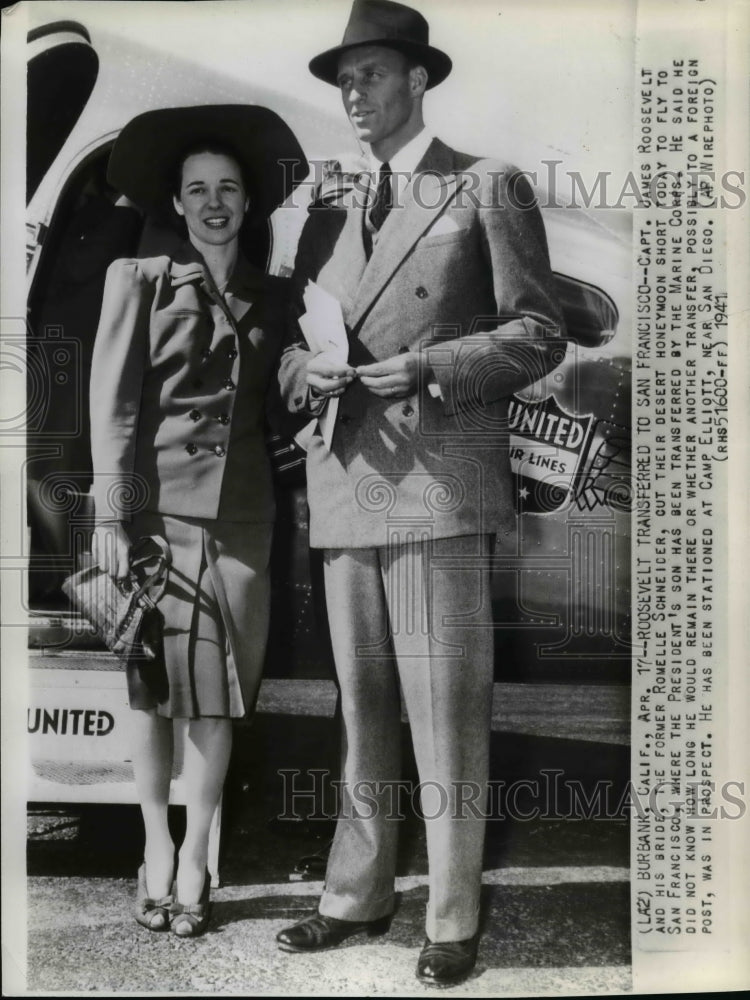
[90,248,288,524]
[278,138,567,548]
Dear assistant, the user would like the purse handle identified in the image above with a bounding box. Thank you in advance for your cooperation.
[128,535,171,605]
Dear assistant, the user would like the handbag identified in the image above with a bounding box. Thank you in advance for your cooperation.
[62,535,171,666]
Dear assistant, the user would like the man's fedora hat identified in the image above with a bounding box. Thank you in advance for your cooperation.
[107,104,307,222]
[309,0,452,90]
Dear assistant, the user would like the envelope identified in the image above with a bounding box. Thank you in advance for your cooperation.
[298,280,348,453]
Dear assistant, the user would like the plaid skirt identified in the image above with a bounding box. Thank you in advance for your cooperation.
[126,512,272,719]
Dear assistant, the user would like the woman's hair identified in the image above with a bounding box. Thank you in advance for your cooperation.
[170,139,253,204]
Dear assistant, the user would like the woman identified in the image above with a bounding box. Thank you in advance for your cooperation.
[90,105,306,936]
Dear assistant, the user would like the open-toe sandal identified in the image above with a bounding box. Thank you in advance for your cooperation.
[135,862,174,932]
[170,870,211,938]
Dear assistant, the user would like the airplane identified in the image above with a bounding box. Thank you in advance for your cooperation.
[15,11,632,853]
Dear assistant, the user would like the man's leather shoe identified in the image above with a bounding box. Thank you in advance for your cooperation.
[276,911,391,952]
[416,935,479,987]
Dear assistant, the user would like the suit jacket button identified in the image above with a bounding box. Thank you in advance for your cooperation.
[189,409,201,422]
[200,348,212,362]
[217,413,230,425]
[340,413,351,425]
[185,443,198,455]
[402,403,414,416]
[227,348,238,360]
[222,378,235,391]
[415,286,428,299]
[214,445,226,458]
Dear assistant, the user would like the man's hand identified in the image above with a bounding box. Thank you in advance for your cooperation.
[306,351,357,398]
[91,521,130,581]
[356,352,426,398]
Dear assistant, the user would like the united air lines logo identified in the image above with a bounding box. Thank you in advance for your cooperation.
[508,394,593,514]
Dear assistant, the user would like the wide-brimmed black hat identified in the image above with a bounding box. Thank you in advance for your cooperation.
[309,0,452,90]
[107,104,307,221]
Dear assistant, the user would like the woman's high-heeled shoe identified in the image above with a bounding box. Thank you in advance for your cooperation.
[170,870,211,938]
[135,862,174,931]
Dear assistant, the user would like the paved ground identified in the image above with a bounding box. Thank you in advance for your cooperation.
[20,682,631,996]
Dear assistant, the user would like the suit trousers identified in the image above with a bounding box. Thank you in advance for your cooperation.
[318,533,494,942]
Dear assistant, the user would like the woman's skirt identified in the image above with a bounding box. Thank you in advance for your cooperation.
[126,512,272,719]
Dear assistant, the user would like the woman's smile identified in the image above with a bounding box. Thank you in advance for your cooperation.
[202,215,230,229]
[173,151,249,249]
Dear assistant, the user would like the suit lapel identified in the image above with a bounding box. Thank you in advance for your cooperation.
[331,206,369,322]
[168,259,205,289]
[168,250,271,330]
[348,139,465,332]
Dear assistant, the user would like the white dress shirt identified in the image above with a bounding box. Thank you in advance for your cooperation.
[369,128,434,208]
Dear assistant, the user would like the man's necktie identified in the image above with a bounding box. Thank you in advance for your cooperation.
[368,162,393,232]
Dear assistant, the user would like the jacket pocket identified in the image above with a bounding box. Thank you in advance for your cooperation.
[415,229,468,249]
[155,308,204,318]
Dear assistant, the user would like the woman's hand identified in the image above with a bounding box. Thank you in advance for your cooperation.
[92,521,131,580]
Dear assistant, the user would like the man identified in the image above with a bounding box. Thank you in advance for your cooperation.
[277,0,565,986]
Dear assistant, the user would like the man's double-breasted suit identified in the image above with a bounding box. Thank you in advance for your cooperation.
[279,137,566,941]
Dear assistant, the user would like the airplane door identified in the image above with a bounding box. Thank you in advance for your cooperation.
[27,20,99,203]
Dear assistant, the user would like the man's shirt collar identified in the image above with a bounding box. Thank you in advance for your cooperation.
[369,128,434,178]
